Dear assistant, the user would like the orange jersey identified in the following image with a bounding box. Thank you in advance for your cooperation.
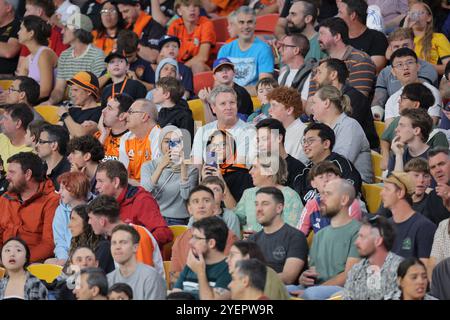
[132,224,155,267]
[94,130,128,161]
[92,30,116,55]
[211,0,244,16]
[167,16,216,63]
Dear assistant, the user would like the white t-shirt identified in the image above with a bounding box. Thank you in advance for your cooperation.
[285,118,308,165]
[384,82,442,120]
[278,69,299,87]
[301,73,311,101]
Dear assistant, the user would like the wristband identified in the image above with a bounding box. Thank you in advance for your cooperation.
[60,112,69,121]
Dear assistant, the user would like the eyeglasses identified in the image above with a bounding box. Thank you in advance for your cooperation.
[301,137,319,146]
[37,139,56,144]
[8,87,21,93]
[126,110,147,115]
[191,235,208,241]
[278,42,297,49]
[100,9,117,15]
[392,60,416,70]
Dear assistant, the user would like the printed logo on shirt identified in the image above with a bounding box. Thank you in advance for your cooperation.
[272,246,287,261]
[228,57,256,87]
[128,149,135,160]
[194,38,200,47]
[401,237,412,251]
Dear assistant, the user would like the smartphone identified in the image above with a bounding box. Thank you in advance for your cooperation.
[206,151,217,168]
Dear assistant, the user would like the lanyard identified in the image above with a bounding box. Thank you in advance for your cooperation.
[111,77,128,98]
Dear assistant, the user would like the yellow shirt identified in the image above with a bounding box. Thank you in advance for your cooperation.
[414,33,450,65]
[0,134,33,170]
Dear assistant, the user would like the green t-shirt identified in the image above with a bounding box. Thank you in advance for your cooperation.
[381,116,449,148]
[174,259,231,299]
[310,219,361,283]
[305,33,328,62]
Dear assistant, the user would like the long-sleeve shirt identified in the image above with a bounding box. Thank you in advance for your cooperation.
[52,201,72,260]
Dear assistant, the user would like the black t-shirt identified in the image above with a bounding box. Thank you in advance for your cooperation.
[424,189,450,225]
[96,238,115,274]
[223,167,254,202]
[249,224,308,274]
[389,213,436,259]
[388,147,429,174]
[285,154,306,189]
[68,105,103,124]
[101,78,148,107]
[233,83,254,116]
[342,84,379,149]
[348,28,388,57]
[47,157,71,191]
[179,62,194,95]
[293,152,363,205]
[0,17,21,74]
[141,19,166,49]
[130,57,156,84]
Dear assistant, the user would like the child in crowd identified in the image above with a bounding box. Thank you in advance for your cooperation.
[247,77,279,124]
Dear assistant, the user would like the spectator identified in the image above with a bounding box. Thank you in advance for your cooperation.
[50,172,91,265]
[95,160,172,249]
[0,0,21,76]
[115,0,165,64]
[153,77,194,139]
[108,282,133,300]
[381,172,436,263]
[119,99,161,183]
[372,27,438,117]
[73,267,108,300]
[311,85,373,183]
[157,35,194,97]
[100,51,147,108]
[406,1,450,75]
[314,17,376,97]
[172,216,232,300]
[430,257,450,300]
[24,120,47,151]
[255,118,306,188]
[81,0,107,31]
[314,58,379,150]
[367,0,408,32]
[95,93,134,162]
[425,147,450,225]
[45,13,105,106]
[0,237,48,300]
[249,187,308,285]
[92,1,125,55]
[36,124,71,190]
[384,257,436,300]
[247,77,278,124]
[227,240,289,300]
[378,158,432,218]
[297,179,361,300]
[199,58,254,121]
[145,0,177,26]
[167,0,216,74]
[388,108,433,173]
[16,15,58,100]
[141,125,198,226]
[54,0,80,26]
[267,86,308,165]
[430,213,450,277]
[337,0,388,73]
[217,6,274,94]
[0,156,8,195]
[293,122,363,205]
[169,186,239,285]
[297,161,363,236]
[284,1,327,61]
[0,104,34,170]
[383,48,442,127]
[277,33,316,101]
[235,154,303,234]
[229,259,269,300]
[0,152,59,262]
[58,71,103,137]
[67,135,105,194]
[200,0,243,18]
[343,215,403,300]
[107,224,166,300]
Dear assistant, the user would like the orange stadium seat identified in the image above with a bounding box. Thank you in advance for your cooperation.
[251,96,262,111]
[34,105,61,125]
[362,183,383,214]
[212,17,230,42]
[193,71,214,95]
[255,14,279,34]
[162,225,189,261]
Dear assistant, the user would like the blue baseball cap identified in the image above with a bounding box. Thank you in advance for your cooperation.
[212,58,234,73]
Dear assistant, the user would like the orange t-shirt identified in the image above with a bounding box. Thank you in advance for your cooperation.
[92,30,116,55]
[124,135,152,181]
[94,130,127,161]
[167,16,216,63]
[211,0,244,16]
[132,224,155,267]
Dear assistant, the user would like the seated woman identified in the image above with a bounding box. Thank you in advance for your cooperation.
[48,172,92,266]
[92,1,125,55]
[167,0,216,74]
[17,15,58,101]
[200,129,254,206]
[227,240,289,300]
[141,125,198,226]
[384,257,437,300]
[0,237,48,300]
[234,154,303,234]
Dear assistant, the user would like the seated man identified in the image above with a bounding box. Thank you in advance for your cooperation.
[73,267,108,300]
[296,179,361,300]
[0,152,59,262]
[229,259,270,300]
[172,216,232,300]
[0,0,21,76]
[249,187,308,285]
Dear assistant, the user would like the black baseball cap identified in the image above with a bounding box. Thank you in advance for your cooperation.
[158,35,181,51]
[105,50,128,64]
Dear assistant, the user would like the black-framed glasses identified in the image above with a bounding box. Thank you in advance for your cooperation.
[8,87,21,93]
[126,110,147,115]
[100,8,117,15]
[392,60,416,70]
[278,42,297,49]
[37,139,56,144]
[191,235,208,241]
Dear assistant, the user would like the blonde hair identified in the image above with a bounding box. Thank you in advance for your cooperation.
[316,85,352,115]
[256,154,288,185]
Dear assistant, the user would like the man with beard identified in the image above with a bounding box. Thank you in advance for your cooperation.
[343,215,403,300]
[249,187,308,285]
[296,179,361,300]
[0,152,60,262]
[285,0,327,62]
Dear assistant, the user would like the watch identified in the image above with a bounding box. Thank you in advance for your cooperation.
[60,112,70,121]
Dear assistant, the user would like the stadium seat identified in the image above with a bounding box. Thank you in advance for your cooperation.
[251,96,262,111]
[255,14,279,34]
[327,294,343,300]
[34,105,61,125]
[162,225,189,261]
[0,266,5,279]
[27,264,63,283]
[163,261,171,289]
[212,17,230,42]
[371,150,383,182]
[0,79,13,91]
[362,183,383,214]
[188,99,206,127]
[374,121,385,141]
[193,71,214,95]
[215,41,226,54]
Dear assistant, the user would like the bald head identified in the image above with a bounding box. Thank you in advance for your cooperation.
[134,99,158,121]
[320,178,356,217]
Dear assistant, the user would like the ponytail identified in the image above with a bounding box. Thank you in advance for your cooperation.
[341,94,352,115]
[317,85,352,115]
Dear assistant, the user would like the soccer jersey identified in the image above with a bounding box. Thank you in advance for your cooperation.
[94,130,128,161]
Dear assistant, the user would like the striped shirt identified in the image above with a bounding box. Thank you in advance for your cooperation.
[56,44,105,80]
